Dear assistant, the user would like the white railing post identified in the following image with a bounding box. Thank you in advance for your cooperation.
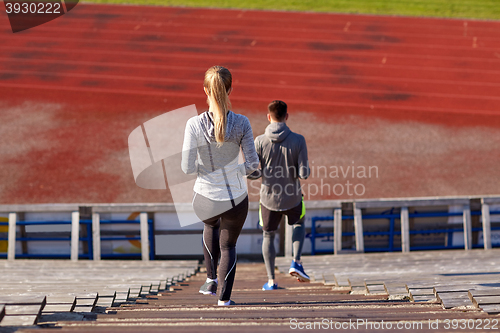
[7,213,17,261]
[92,213,101,261]
[353,204,364,253]
[71,211,80,261]
[400,207,410,253]
[333,208,342,255]
[140,212,150,261]
[481,200,492,250]
[463,204,472,250]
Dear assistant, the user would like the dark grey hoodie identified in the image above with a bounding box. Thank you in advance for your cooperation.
[248,122,309,211]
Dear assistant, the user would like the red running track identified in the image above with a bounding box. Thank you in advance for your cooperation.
[0,5,499,204]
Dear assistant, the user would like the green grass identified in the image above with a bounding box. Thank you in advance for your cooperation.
[82,0,500,20]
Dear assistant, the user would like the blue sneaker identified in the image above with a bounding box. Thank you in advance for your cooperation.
[262,282,278,290]
[289,261,310,282]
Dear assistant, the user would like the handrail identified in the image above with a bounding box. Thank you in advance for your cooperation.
[309,207,500,255]
[0,219,92,259]
[2,196,500,259]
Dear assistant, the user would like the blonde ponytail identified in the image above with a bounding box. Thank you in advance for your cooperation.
[204,66,232,145]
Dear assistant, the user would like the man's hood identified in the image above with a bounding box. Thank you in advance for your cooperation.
[265,122,291,143]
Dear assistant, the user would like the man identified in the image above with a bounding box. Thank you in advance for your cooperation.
[248,100,310,290]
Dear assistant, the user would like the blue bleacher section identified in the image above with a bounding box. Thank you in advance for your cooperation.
[0,219,154,259]
[309,210,500,255]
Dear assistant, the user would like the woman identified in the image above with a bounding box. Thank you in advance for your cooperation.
[181,66,259,306]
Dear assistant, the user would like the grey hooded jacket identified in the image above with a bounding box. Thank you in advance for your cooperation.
[181,110,259,201]
[248,122,310,211]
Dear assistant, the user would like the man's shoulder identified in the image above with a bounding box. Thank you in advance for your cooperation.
[288,130,306,144]
[288,128,304,138]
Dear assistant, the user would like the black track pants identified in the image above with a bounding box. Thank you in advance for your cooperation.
[194,193,248,301]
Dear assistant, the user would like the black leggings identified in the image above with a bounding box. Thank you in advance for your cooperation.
[193,193,248,301]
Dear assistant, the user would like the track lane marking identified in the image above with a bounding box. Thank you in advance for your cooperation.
[0,82,498,117]
[2,56,500,88]
[3,33,500,53]
[2,69,500,101]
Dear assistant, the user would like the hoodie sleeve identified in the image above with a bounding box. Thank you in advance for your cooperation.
[247,136,262,180]
[181,117,199,175]
[239,117,259,176]
[297,135,310,179]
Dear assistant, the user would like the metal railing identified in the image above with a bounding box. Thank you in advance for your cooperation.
[1,195,499,260]
[308,196,500,255]
[0,219,93,259]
